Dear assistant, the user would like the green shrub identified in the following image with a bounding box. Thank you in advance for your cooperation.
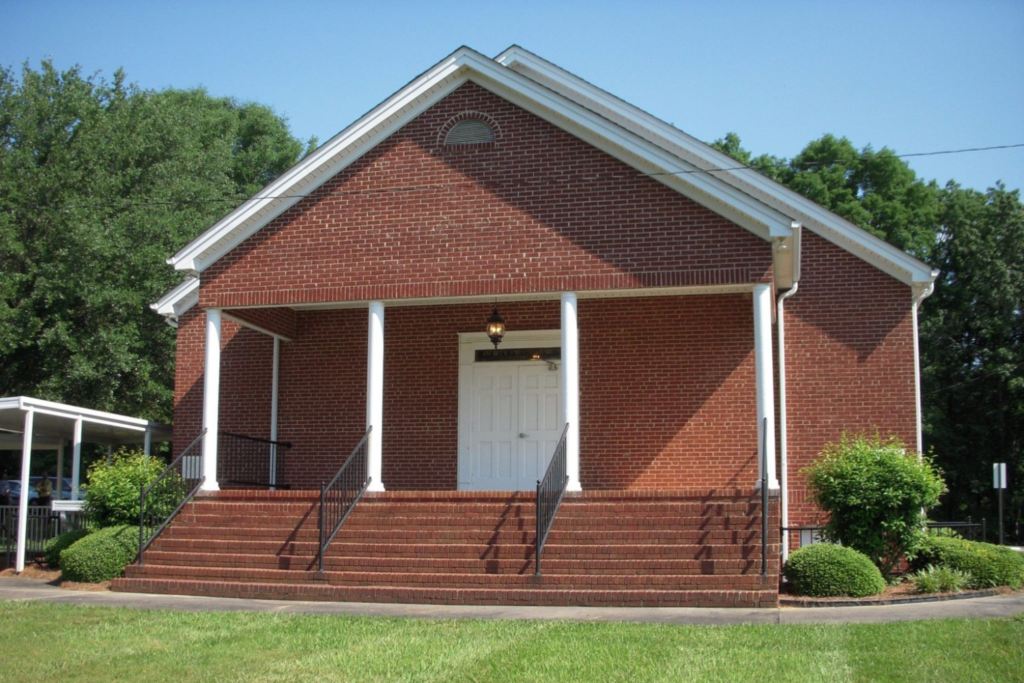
[43,529,91,568]
[910,564,974,593]
[803,432,946,575]
[784,543,887,597]
[912,536,1024,589]
[84,449,173,527]
[60,525,139,582]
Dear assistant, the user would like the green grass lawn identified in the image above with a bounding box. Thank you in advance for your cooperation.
[1,602,1021,683]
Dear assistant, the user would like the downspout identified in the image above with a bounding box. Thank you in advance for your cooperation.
[912,281,936,454]
[777,282,798,563]
[777,224,802,564]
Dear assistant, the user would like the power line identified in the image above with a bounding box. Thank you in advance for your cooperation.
[2,142,1022,214]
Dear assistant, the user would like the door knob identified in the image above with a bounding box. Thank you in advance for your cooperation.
[519,433,529,439]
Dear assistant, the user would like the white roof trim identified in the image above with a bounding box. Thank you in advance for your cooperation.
[168,47,798,277]
[497,46,937,287]
[0,396,170,433]
[151,277,199,327]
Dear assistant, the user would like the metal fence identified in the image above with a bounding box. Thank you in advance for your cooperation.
[138,430,205,565]
[1,506,91,568]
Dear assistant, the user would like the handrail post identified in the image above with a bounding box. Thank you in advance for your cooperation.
[535,479,543,577]
[138,482,145,566]
[319,482,326,573]
[762,416,769,578]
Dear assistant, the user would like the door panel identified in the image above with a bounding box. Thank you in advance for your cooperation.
[471,365,519,489]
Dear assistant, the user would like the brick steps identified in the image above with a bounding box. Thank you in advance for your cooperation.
[112,578,778,608]
[161,526,765,545]
[113,489,781,608]
[123,564,775,590]
[138,550,779,575]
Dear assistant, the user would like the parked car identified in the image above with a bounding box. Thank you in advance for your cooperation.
[7,477,74,505]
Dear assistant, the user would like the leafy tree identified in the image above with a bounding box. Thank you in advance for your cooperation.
[0,61,313,421]
[921,183,1024,538]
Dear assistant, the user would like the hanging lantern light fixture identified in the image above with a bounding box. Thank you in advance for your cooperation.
[486,306,506,348]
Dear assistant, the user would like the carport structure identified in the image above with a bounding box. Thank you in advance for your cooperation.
[0,396,171,572]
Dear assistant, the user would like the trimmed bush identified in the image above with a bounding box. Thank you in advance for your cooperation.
[60,525,139,583]
[43,529,91,568]
[784,543,887,597]
[803,432,946,575]
[84,449,171,527]
[912,536,1024,589]
[910,564,973,593]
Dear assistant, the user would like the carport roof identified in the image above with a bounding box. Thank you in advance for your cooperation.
[0,396,172,449]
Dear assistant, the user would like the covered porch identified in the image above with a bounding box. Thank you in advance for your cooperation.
[184,285,781,497]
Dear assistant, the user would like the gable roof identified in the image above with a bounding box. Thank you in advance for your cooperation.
[163,45,935,304]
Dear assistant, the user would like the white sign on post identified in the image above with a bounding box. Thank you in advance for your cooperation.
[993,463,1007,489]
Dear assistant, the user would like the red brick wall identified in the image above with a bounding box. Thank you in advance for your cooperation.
[199,82,772,309]
[172,309,274,455]
[580,295,758,489]
[783,231,917,541]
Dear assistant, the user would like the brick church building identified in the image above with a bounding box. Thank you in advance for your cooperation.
[121,47,937,607]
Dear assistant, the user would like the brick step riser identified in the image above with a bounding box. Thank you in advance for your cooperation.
[123,566,774,591]
[186,502,766,516]
[148,539,779,561]
[172,516,766,533]
[138,551,779,575]
[160,527,769,545]
[111,578,778,608]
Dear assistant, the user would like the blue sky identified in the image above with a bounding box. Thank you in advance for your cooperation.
[3,0,1022,193]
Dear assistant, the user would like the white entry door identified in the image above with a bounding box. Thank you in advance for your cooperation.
[466,362,562,490]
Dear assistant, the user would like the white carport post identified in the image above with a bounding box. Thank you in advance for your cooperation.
[561,292,582,492]
[144,426,152,456]
[752,284,779,489]
[15,408,34,572]
[366,301,385,492]
[202,308,222,491]
[71,417,83,500]
[56,440,65,500]
[269,337,280,489]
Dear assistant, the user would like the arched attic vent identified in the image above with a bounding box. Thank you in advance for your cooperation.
[438,112,501,148]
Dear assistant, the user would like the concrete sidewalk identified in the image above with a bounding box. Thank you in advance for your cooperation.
[2,577,1023,625]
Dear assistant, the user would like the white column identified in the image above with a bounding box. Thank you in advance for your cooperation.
[201,308,222,491]
[16,409,34,573]
[269,337,280,489]
[366,301,385,492]
[561,292,582,492]
[56,441,65,500]
[143,427,152,456]
[752,284,779,489]
[71,417,82,501]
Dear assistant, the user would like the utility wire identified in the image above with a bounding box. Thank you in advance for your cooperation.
[2,143,1022,214]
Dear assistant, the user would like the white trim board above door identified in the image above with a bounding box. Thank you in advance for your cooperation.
[458,331,563,490]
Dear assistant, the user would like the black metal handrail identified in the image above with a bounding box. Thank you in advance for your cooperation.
[138,430,206,566]
[318,427,372,572]
[218,431,293,489]
[761,417,769,577]
[535,423,569,577]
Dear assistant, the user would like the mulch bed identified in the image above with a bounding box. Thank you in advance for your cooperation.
[0,564,111,591]
[780,581,1021,607]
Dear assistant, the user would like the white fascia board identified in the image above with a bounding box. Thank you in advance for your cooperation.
[151,277,200,317]
[2,396,156,430]
[169,47,793,276]
[498,46,936,287]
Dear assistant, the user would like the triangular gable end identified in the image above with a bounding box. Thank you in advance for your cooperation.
[494,45,936,288]
[168,46,797,277]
